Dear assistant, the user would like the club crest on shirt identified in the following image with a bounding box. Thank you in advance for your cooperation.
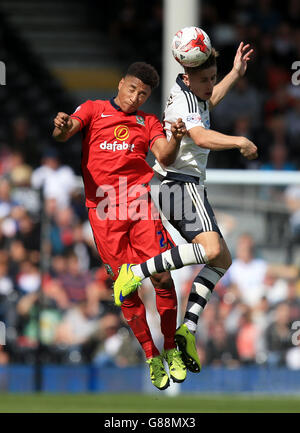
[136,115,145,126]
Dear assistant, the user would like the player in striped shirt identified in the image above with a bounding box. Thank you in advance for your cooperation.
[114,39,258,373]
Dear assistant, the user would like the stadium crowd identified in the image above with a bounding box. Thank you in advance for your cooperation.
[0,0,300,369]
[0,143,299,369]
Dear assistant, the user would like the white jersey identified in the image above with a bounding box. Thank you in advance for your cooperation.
[153,74,210,181]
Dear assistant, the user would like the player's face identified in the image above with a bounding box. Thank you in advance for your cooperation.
[115,76,152,113]
[184,66,217,101]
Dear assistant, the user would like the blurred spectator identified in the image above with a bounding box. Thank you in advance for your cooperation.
[8,117,38,166]
[286,98,300,153]
[58,252,93,305]
[251,0,281,34]
[235,306,258,364]
[92,312,143,367]
[16,261,41,295]
[212,77,262,131]
[0,178,19,219]
[31,147,77,209]
[54,298,101,363]
[50,206,77,255]
[0,346,9,365]
[224,233,268,307]
[205,320,239,367]
[260,143,296,171]
[264,302,294,366]
[0,261,18,333]
[284,184,300,263]
[264,85,294,119]
[15,287,67,363]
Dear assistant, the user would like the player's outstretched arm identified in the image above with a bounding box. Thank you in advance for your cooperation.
[209,42,254,110]
[151,118,186,167]
[53,112,81,142]
[189,126,258,160]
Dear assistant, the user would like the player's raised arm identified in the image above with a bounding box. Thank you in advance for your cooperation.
[188,125,258,160]
[151,118,186,167]
[209,42,254,109]
[52,112,81,142]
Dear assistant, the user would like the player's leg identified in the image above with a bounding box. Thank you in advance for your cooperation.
[173,185,232,372]
[114,181,208,288]
[88,208,164,388]
[149,272,186,383]
[127,196,186,383]
[183,232,231,333]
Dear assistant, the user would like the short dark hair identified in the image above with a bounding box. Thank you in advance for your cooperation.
[125,62,160,89]
[184,48,219,75]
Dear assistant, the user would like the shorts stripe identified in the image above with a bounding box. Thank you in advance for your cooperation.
[190,183,212,231]
[186,183,210,231]
[171,246,184,269]
[191,183,212,231]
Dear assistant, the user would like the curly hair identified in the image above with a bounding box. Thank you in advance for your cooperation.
[125,62,160,89]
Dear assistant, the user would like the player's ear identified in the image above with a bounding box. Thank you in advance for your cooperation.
[182,74,190,87]
[118,78,125,91]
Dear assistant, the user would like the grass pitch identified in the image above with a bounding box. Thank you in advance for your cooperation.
[0,393,299,413]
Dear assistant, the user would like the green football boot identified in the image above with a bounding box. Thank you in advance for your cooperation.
[163,348,187,383]
[113,264,142,307]
[146,355,170,390]
[175,324,201,373]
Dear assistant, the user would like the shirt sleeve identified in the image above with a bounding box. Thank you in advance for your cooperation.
[148,115,166,149]
[70,100,94,130]
[165,92,205,133]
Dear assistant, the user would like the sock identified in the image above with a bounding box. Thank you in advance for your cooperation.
[155,283,177,351]
[121,291,160,359]
[184,265,226,333]
[132,244,208,280]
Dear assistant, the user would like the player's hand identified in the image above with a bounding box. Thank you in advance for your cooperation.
[171,118,186,142]
[238,137,258,160]
[54,112,73,132]
[233,42,254,77]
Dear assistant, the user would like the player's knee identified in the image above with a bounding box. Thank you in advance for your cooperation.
[207,247,232,269]
[205,244,222,262]
[151,272,173,290]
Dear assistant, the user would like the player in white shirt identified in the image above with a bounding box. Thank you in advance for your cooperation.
[114,39,258,373]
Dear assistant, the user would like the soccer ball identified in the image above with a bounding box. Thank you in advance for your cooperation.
[172,26,212,68]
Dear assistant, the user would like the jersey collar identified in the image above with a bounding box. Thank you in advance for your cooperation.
[110,97,122,111]
[176,74,206,104]
[109,97,137,115]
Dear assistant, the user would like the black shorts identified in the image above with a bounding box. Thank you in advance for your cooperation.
[159,173,222,243]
